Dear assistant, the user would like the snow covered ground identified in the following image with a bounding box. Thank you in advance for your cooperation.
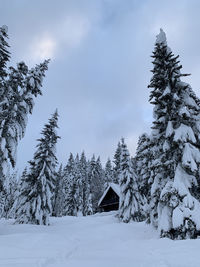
[0,211,200,267]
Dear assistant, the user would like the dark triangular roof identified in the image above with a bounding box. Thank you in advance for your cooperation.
[98,183,120,207]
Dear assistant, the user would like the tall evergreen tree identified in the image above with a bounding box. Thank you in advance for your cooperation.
[3,170,18,219]
[63,153,76,216]
[63,153,85,217]
[89,155,104,211]
[0,25,9,78]
[135,134,156,223]
[75,154,84,216]
[95,156,104,203]
[15,110,59,225]
[64,153,75,174]
[113,141,122,184]
[148,29,200,239]
[0,26,49,211]
[88,155,96,210]
[52,164,65,217]
[105,158,113,187]
[119,138,144,222]
[135,134,153,199]
[64,170,78,216]
[80,151,93,216]
[12,167,27,219]
[63,152,94,217]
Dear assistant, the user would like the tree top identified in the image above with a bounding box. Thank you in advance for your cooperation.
[155,28,167,45]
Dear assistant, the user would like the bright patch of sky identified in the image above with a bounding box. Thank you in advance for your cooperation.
[30,35,56,61]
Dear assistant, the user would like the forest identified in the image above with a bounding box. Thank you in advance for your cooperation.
[1,24,200,242]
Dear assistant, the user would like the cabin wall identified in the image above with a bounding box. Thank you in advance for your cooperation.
[99,188,119,212]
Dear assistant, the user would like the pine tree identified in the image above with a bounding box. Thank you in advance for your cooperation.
[3,170,18,219]
[0,25,10,78]
[80,151,93,216]
[95,156,104,205]
[75,154,84,216]
[0,26,49,211]
[86,193,93,215]
[88,155,96,210]
[52,164,65,217]
[135,134,153,198]
[119,138,144,223]
[62,152,74,214]
[113,141,122,184]
[135,134,155,223]
[12,168,27,219]
[63,153,76,216]
[15,110,59,225]
[0,175,6,217]
[63,153,84,217]
[148,29,200,239]
[80,152,87,215]
[64,170,78,216]
[64,152,94,217]
[64,153,75,174]
[89,155,104,211]
[105,158,113,187]
[0,26,11,205]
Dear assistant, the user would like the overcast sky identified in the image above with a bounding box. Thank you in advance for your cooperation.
[1,0,200,170]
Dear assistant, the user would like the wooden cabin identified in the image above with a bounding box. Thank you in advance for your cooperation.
[98,183,120,212]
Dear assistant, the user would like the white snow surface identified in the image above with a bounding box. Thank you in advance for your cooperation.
[0,212,200,267]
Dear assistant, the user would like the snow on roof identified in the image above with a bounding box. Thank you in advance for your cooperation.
[98,183,120,207]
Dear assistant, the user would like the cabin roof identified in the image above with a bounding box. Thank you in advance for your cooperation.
[98,182,120,207]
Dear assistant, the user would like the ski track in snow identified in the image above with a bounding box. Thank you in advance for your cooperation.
[0,211,200,267]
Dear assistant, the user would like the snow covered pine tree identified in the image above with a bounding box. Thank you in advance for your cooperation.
[0,25,49,213]
[135,133,152,201]
[105,158,114,187]
[15,110,60,225]
[80,151,93,216]
[63,153,77,216]
[89,155,104,211]
[52,164,65,217]
[148,29,200,239]
[113,141,122,184]
[119,138,144,222]
[74,154,84,216]
[135,133,155,221]
[12,168,28,219]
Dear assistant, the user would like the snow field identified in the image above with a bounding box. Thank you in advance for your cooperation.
[0,212,200,267]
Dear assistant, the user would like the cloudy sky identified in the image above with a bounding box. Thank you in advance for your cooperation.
[1,0,200,170]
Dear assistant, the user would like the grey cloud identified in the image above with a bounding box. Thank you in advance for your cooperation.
[1,0,200,170]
